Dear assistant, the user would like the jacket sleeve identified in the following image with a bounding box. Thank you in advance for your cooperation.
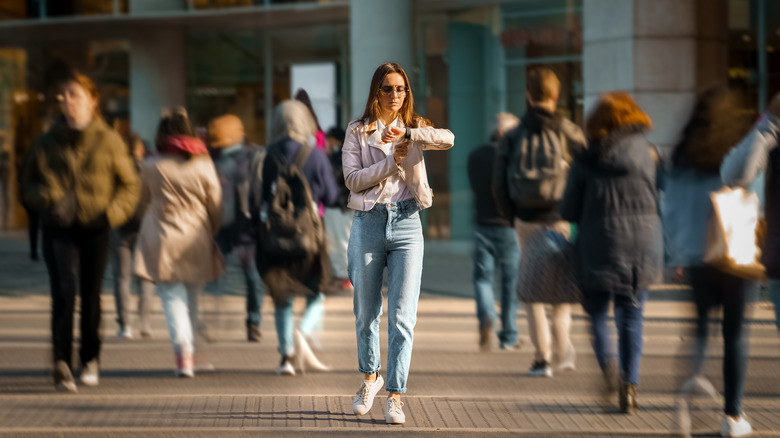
[410,127,455,151]
[20,139,54,212]
[492,132,514,219]
[721,114,780,187]
[314,149,340,208]
[106,135,141,228]
[203,159,223,235]
[342,122,400,193]
[559,157,586,223]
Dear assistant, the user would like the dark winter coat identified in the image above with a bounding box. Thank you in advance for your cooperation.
[559,126,662,299]
[255,137,339,301]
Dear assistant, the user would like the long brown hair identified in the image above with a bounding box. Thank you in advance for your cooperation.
[671,86,755,172]
[585,91,651,140]
[360,62,428,128]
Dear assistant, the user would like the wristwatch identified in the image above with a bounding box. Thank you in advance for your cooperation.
[404,127,411,140]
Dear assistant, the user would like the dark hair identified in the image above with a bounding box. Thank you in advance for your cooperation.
[155,107,194,152]
[526,67,560,102]
[359,62,429,128]
[326,126,346,143]
[294,88,323,132]
[671,86,755,172]
[585,91,652,140]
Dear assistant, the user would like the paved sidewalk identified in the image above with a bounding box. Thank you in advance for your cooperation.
[1,231,779,437]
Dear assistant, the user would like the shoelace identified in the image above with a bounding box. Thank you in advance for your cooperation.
[354,381,371,404]
[387,398,404,414]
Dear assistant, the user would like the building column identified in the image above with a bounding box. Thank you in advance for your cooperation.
[349,0,412,119]
[583,0,727,153]
[129,27,186,145]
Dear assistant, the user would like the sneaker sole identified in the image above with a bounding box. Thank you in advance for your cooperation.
[55,382,78,393]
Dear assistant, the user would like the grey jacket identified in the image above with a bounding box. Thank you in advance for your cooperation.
[342,118,454,211]
[721,113,780,276]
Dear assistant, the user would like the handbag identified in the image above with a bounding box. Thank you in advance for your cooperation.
[703,187,766,281]
[516,228,583,304]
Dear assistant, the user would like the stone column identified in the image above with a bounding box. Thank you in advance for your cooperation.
[349,0,412,119]
[583,0,728,153]
[129,27,186,145]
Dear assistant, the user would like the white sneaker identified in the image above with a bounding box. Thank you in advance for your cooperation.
[79,360,99,387]
[275,358,296,376]
[385,397,405,424]
[352,374,384,415]
[721,414,752,437]
[528,361,553,378]
[117,326,133,339]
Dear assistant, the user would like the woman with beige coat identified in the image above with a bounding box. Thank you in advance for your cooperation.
[135,108,223,377]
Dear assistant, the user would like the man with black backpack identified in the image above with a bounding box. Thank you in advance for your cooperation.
[493,68,586,378]
[255,100,339,376]
[208,114,265,342]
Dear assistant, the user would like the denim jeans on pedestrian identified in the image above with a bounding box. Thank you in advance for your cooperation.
[274,292,324,356]
[769,279,780,332]
[110,230,154,333]
[349,198,424,394]
[157,282,202,357]
[690,267,756,416]
[473,225,520,348]
[583,289,647,385]
[216,235,265,327]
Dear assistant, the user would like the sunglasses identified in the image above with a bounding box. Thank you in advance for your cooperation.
[380,85,408,96]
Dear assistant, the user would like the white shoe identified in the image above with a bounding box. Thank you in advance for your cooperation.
[117,326,133,339]
[721,414,752,437]
[556,342,576,371]
[79,360,99,387]
[352,374,384,415]
[528,361,553,378]
[294,330,331,374]
[385,397,405,424]
[275,358,296,376]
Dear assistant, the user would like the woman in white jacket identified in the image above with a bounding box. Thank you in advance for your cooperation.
[343,62,454,424]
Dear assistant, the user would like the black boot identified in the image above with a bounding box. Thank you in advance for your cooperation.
[619,380,638,414]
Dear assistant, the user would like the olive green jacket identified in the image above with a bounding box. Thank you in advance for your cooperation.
[21,117,139,228]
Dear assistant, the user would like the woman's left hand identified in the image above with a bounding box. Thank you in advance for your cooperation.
[382,126,406,144]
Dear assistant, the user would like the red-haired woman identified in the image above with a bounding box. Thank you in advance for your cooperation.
[560,91,662,414]
[343,62,454,424]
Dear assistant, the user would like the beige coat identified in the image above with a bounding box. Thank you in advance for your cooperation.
[342,118,454,211]
[134,155,224,283]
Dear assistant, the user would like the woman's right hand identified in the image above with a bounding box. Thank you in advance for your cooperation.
[393,141,409,165]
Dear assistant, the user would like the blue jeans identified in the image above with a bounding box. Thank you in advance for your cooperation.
[157,282,201,357]
[216,236,265,327]
[473,225,520,347]
[349,199,424,394]
[274,292,325,357]
[769,279,780,331]
[583,289,647,385]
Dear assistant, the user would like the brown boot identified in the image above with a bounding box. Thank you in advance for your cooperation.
[619,381,638,414]
[479,321,493,351]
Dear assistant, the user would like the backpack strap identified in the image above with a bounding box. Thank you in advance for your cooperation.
[293,144,314,170]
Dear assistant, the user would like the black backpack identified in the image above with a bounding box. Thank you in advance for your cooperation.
[506,122,570,210]
[257,142,323,261]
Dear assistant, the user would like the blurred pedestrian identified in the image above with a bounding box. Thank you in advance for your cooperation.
[21,70,140,392]
[706,91,780,436]
[208,114,266,342]
[468,112,521,351]
[721,92,780,335]
[344,62,454,424]
[134,108,223,378]
[256,100,339,376]
[110,133,155,339]
[560,91,662,414]
[493,68,585,375]
[0,146,9,229]
[323,126,353,292]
